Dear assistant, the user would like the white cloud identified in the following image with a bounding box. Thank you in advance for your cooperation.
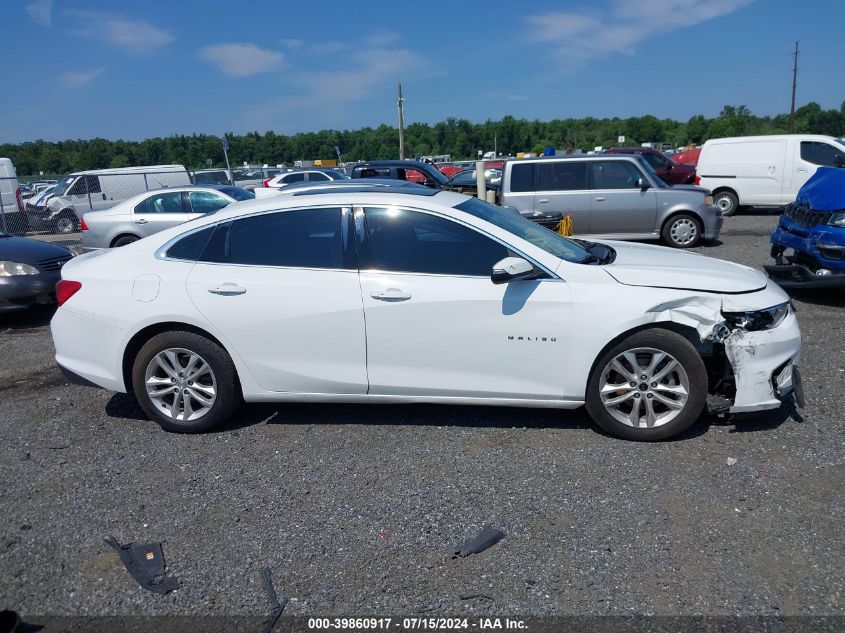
[60,67,104,89]
[26,0,52,26]
[69,11,174,54]
[525,0,753,66]
[198,43,285,77]
[281,38,303,49]
[365,32,401,47]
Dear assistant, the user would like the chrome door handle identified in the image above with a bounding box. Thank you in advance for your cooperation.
[594,197,607,202]
[133,218,149,224]
[370,288,411,301]
[537,198,550,203]
[796,168,808,173]
[208,284,246,296]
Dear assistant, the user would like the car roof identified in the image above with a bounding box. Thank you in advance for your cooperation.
[505,154,641,163]
[352,160,433,168]
[69,165,187,176]
[291,185,440,197]
[273,179,427,191]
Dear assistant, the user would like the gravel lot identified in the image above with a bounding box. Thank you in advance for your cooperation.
[1,212,843,622]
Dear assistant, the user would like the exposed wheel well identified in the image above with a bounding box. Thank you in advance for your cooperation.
[712,186,737,198]
[121,322,234,393]
[661,210,702,229]
[584,322,726,395]
[110,233,140,247]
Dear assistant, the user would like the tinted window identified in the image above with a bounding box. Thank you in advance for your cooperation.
[509,163,535,192]
[591,161,644,189]
[135,191,184,214]
[229,208,345,269]
[800,142,845,167]
[642,153,670,169]
[188,191,230,214]
[193,171,229,185]
[216,186,254,201]
[282,173,306,184]
[308,171,330,182]
[165,226,215,260]
[358,167,391,178]
[364,207,509,276]
[537,162,588,191]
[84,175,102,194]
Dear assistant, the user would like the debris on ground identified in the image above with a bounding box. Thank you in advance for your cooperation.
[449,526,506,559]
[260,567,287,633]
[104,536,180,594]
[726,457,738,466]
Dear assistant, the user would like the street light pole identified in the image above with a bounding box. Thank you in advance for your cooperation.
[397,83,406,160]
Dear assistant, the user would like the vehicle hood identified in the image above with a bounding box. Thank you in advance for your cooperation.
[795,166,845,211]
[599,241,767,293]
[665,184,708,195]
[0,235,74,262]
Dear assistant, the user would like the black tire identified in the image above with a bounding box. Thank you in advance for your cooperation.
[585,329,707,441]
[131,331,241,433]
[54,212,78,234]
[713,190,739,217]
[661,213,702,248]
[112,235,139,248]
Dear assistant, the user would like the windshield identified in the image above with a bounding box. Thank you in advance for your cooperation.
[324,169,350,180]
[454,198,594,263]
[51,175,75,196]
[634,157,669,188]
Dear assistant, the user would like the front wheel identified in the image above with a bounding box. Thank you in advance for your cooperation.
[585,329,707,441]
[662,213,702,248]
[54,212,78,234]
[131,331,241,433]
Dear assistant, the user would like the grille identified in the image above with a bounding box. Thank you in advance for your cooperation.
[38,255,72,272]
[784,203,828,228]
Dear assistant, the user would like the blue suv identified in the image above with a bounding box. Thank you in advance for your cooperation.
[766,167,845,288]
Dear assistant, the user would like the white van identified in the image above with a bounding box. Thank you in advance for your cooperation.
[36,165,191,234]
[697,134,845,215]
[0,158,26,234]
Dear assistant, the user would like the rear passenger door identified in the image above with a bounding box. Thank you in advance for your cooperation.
[535,161,591,234]
[587,160,657,236]
[185,207,367,394]
[131,191,193,237]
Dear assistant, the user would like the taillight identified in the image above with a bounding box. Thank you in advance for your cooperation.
[15,187,23,213]
[56,280,82,306]
[263,178,272,188]
[694,176,701,186]
[80,218,89,231]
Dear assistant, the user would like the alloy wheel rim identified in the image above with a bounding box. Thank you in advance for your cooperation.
[670,218,698,245]
[599,347,690,429]
[717,197,733,213]
[144,348,217,422]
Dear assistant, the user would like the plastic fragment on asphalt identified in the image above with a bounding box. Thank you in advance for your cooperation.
[726,457,738,466]
[449,526,506,558]
[104,536,180,594]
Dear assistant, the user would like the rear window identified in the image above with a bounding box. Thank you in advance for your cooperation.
[509,163,535,192]
[165,226,215,261]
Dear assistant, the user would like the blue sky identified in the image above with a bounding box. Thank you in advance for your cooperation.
[1,0,843,142]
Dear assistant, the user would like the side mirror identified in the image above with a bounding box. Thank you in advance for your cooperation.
[637,177,651,190]
[491,257,536,284]
[834,154,845,168]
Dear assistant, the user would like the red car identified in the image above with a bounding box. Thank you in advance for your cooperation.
[604,147,696,185]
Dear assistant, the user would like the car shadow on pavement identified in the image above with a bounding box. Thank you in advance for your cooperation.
[788,288,845,308]
[0,305,56,331]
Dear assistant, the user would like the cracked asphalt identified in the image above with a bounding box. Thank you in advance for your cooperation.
[0,211,842,622]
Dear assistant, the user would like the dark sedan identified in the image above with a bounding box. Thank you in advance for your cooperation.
[444,168,502,195]
[0,231,75,312]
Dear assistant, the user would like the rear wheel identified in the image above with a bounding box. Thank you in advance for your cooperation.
[662,213,702,248]
[713,190,739,217]
[112,235,139,247]
[131,331,241,433]
[586,329,707,441]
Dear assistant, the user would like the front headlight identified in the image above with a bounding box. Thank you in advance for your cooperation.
[704,195,714,206]
[828,212,845,227]
[0,261,39,276]
[723,302,789,331]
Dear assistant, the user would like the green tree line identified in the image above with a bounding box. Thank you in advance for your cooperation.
[3,102,844,177]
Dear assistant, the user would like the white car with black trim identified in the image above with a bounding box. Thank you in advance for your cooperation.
[50,186,802,441]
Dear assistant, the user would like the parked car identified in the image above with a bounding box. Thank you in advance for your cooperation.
[32,165,192,234]
[765,166,845,288]
[498,155,722,248]
[52,186,800,441]
[673,147,701,166]
[0,158,27,235]
[24,184,58,222]
[232,167,284,190]
[697,135,845,216]
[80,185,254,251]
[604,147,696,185]
[350,160,449,189]
[263,169,349,190]
[253,179,430,198]
[0,230,75,312]
[444,168,502,195]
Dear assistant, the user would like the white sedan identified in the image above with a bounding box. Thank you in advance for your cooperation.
[50,187,802,440]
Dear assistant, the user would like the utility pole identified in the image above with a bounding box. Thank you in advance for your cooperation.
[397,83,406,160]
[788,41,799,134]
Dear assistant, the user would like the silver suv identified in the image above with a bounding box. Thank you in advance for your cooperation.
[499,155,722,248]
